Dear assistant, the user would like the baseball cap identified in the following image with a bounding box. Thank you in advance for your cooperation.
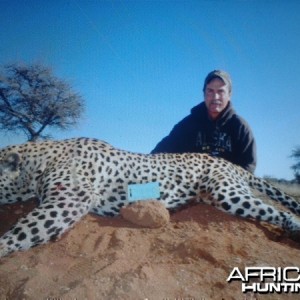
[203,70,232,95]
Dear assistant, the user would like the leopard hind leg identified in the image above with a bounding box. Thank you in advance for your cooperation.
[201,182,300,234]
[249,175,300,215]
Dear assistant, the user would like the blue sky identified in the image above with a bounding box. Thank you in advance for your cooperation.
[0,0,299,180]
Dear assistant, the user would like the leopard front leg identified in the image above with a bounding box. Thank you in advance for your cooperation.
[0,177,95,258]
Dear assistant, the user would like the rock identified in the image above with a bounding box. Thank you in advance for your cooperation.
[120,200,170,228]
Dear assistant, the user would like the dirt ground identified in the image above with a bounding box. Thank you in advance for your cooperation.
[1,196,300,300]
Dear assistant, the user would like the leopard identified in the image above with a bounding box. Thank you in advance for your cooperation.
[0,137,300,258]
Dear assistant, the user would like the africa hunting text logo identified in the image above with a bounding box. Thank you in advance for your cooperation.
[227,267,300,293]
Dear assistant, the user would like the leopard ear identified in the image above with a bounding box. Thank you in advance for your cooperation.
[1,153,20,172]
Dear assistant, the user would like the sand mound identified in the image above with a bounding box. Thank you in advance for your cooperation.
[120,200,170,228]
[1,197,300,299]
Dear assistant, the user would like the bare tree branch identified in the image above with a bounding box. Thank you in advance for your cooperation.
[290,146,300,183]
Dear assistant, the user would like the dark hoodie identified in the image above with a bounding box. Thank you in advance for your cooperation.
[151,102,256,173]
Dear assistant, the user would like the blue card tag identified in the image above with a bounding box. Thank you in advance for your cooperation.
[127,182,160,202]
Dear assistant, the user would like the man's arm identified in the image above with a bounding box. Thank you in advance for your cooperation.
[151,123,184,153]
[236,124,257,174]
[151,116,193,154]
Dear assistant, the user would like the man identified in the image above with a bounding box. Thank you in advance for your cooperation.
[151,70,256,173]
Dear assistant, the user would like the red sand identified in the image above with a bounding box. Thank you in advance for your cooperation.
[1,198,300,299]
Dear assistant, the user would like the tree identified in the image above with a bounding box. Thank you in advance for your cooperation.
[0,63,84,141]
[291,147,300,183]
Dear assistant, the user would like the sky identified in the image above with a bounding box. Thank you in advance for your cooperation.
[0,0,299,180]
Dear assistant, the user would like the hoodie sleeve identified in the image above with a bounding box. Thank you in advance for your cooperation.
[151,115,194,154]
[234,119,257,173]
[151,103,205,154]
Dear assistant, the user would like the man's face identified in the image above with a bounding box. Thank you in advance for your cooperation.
[204,78,231,120]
